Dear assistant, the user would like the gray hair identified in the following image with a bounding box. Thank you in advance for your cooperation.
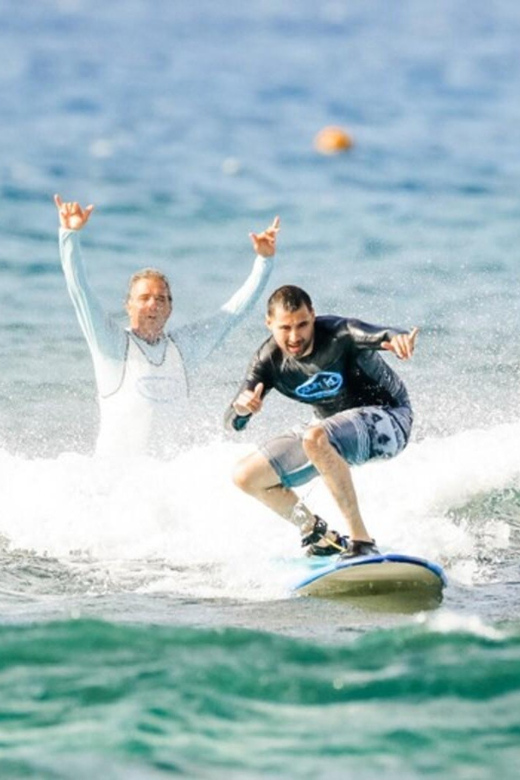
[126,268,172,303]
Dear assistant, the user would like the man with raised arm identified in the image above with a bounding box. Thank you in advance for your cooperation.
[55,194,279,458]
[225,285,418,558]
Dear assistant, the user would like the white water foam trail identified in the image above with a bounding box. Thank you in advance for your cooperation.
[0,421,519,599]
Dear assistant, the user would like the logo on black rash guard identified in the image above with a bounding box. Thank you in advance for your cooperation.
[295,371,343,400]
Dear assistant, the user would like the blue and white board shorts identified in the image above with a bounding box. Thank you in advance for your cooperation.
[260,406,412,489]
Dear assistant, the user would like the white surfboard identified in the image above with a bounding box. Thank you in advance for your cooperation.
[293,553,447,597]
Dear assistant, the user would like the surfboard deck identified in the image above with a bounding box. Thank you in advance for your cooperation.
[292,553,447,597]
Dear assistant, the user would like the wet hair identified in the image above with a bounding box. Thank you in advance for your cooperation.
[126,268,172,303]
[267,285,313,316]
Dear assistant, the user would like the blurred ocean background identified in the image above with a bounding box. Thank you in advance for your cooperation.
[0,0,519,777]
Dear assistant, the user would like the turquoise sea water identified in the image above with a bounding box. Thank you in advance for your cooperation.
[1,0,520,777]
[1,619,519,779]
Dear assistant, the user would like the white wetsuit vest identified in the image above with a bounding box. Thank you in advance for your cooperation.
[96,333,189,459]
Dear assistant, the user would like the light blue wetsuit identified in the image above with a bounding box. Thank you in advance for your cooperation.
[59,228,274,458]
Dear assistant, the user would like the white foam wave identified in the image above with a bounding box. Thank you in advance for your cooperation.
[0,421,518,599]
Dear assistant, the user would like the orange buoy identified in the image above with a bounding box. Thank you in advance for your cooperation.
[314,126,353,154]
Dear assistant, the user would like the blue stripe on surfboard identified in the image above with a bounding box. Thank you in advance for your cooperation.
[292,553,447,591]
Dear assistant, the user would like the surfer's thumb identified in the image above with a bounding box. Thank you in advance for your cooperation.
[253,382,264,399]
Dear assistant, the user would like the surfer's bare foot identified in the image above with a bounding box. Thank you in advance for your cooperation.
[339,540,379,559]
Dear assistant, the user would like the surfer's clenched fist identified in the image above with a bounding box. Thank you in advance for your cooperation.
[54,194,94,231]
[233,382,264,416]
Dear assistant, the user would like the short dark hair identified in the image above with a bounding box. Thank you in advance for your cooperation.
[267,285,313,316]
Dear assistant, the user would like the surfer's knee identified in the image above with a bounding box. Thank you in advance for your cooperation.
[232,452,278,495]
[232,454,269,494]
[232,459,255,493]
[302,425,330,459]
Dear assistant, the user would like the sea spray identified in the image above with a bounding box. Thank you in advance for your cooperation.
[1,422,518,602]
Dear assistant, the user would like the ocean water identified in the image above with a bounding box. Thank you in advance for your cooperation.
[1,0,520,777]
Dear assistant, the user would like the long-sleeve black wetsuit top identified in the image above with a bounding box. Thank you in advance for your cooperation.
[225,316,411,432]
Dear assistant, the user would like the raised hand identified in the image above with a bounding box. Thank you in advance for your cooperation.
[233,382,265,416]
[382,327,419,360]
[54,194,94,231]
[249,216,280,258]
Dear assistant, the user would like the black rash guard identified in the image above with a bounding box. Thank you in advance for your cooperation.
[225,315,412,432]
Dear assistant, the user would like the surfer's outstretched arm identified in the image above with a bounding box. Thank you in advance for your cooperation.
[345,318,419,360]
[173,218,280,371]
[55,194,127,395]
